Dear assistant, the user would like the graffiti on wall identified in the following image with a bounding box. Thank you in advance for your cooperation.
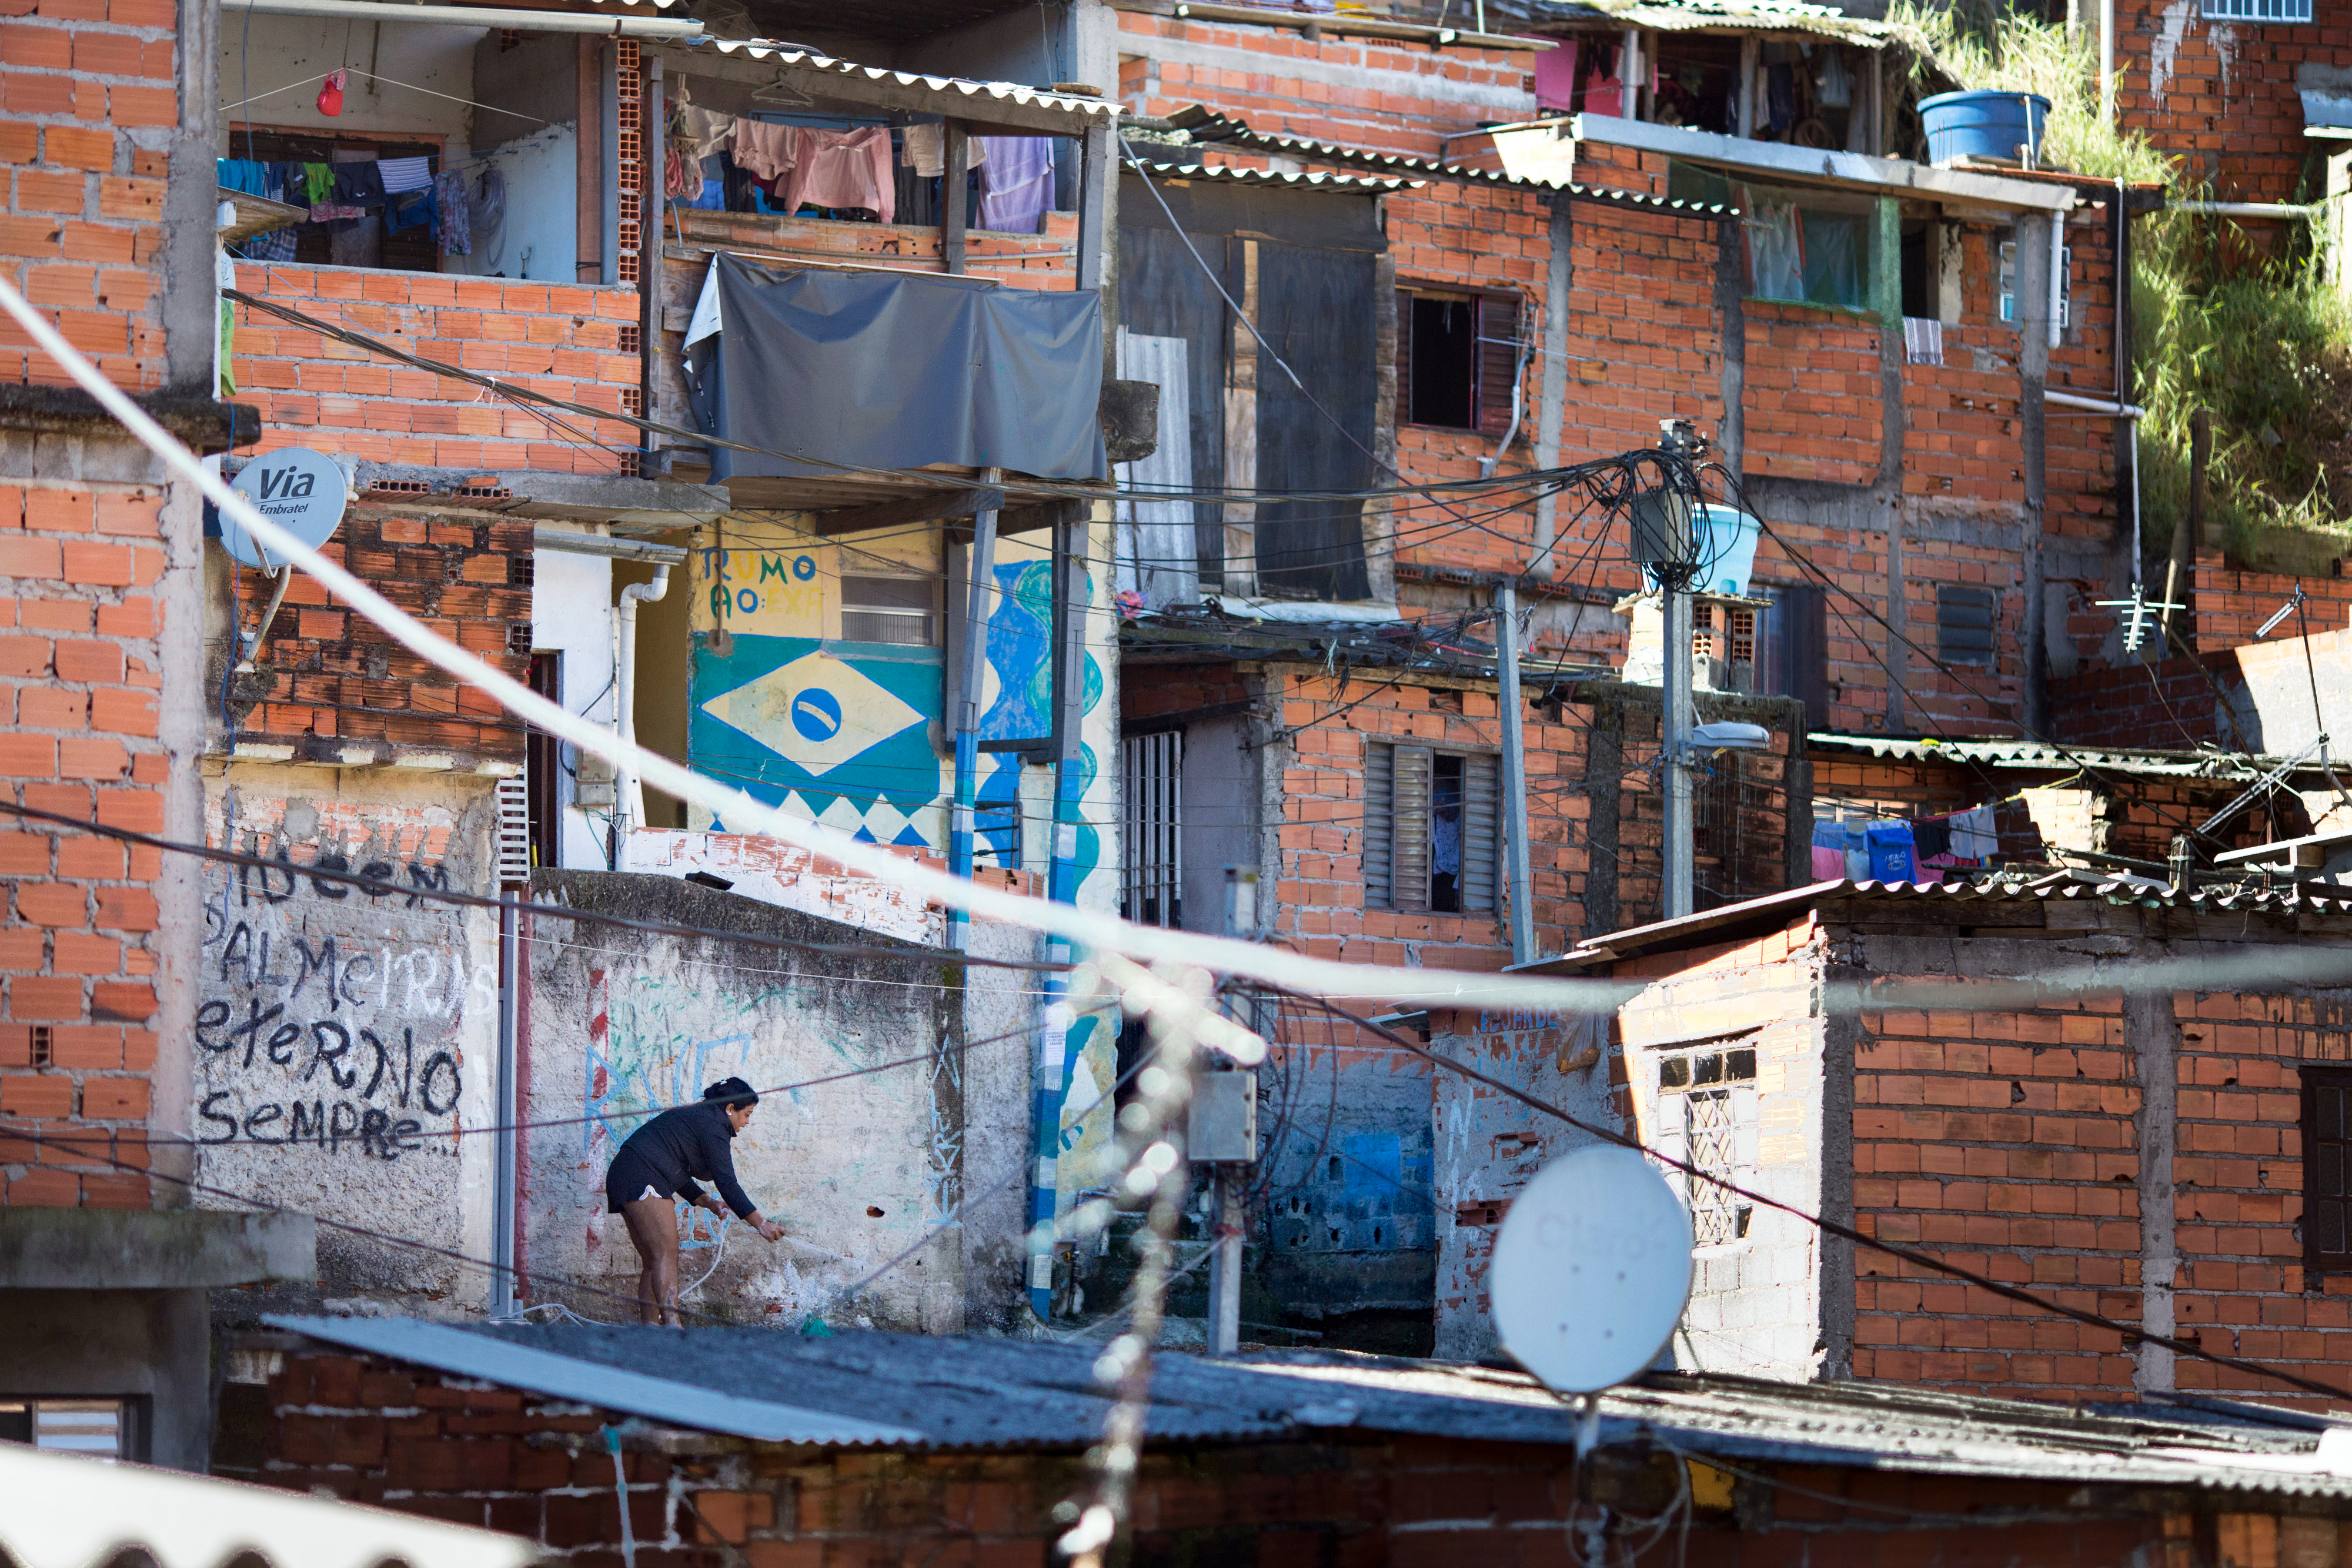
[195,795,491,1165]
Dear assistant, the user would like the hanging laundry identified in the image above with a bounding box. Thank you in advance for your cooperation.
[1864,820,1917,883]
[471,165,506,270]
[1903,316,1944,367]
[665,142,694,200]
[330,161,386,207]
[777,125,894,222]
[901,122,984,178]
[1809,820,1850,881]
[301,162,334,204]
[306,202,365,223]
[317,68,346,117]
[215,158,269,195]
[673,102,736,163]
[1911,814,1952,861]
[1948,804,1998,860]
[379,155,433,194]
[730,119,797,182]
[977,135,1053,233]
[433,166,470,255]
[385,187,435,236]
[242,162,299,262]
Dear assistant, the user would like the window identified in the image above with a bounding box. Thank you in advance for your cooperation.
[2308,1068,2352,1271]
[526,653,562,872]
[1936,584,1998,668]
[1998,239,2073,330]
[1121,730,1182,929]
[1395,289,1522,433]
[2203,0,2309,19]
[1738,183,1872,312]
[0,1400,132,1460]
[1364,741,1499,914]
[224,132,449,274]
[840,575,938,646]
[1654,1041,1759,1246]
[1756,581,1828,723]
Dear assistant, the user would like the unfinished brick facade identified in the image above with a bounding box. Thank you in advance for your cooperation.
[2114,0,2333,206]
[216,506,532,766]
[1590,884,2352,1409]
[227,267,643,476]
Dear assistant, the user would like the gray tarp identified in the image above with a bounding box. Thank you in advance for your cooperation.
[687,253,1106,483]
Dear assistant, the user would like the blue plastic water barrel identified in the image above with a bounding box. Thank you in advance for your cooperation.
[1917,90,2050,167]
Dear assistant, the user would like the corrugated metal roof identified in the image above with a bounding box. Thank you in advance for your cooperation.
[1132,161,1419,192]
[1806,731,2309,780]
[701,40,1117,120]
[1531,0,1889,41]
[270,1317,2352,1497]
[1540,872,2352,967]
[1168,107,1739,212]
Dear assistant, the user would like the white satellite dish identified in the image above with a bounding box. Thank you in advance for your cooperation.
[219,446,349,570]
[1490,1144,1695,1395]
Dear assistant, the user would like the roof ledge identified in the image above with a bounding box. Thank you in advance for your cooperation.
[0,1208,315,1290]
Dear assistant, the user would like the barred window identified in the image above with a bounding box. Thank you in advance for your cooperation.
[2203,0,2308,20]
[840,575,938,646]
[1655,1041,1759,1248]
[1364,741,1499,914]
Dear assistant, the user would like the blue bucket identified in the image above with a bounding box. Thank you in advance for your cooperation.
[1695,504,1760,596]
[1918,89,2050,168]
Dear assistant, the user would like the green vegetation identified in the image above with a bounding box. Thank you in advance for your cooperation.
[1892,3,2352,576]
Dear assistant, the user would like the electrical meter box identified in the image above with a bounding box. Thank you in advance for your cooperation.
[1187,1071,1258,1164]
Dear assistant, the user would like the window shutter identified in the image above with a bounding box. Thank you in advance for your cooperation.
[1477,293,1522,438]
[1394,289,1414,431]
[1364,741,1394,908]
[2310,1070,2352,1270]
[1391,744,1433,911]
[1460,752,1500,913]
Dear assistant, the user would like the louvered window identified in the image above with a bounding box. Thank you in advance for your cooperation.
[1364,741,1499,914]
[1395,288,1525,434]
[2307,1069,2352,1271]
[1655,1041,1759,1248]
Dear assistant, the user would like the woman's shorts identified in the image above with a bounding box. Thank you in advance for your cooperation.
[604,1150,672,1215]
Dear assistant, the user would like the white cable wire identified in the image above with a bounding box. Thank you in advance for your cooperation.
[0,272,1631,1016]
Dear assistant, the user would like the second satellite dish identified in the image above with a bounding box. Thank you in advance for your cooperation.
[1491,1144,1695,1395]
[220,446,349,570]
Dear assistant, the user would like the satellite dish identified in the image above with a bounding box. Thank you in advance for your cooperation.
[219,446,349,570]
[1491,1145,1694,1395]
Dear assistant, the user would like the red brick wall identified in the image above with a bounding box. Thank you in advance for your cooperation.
[2196,554,2352,650]
[2115,0,2328,205]
[674,209,1081,291]
[0,479,171,1207]
[0,0,176,392]
[219,506,531,765]
[228,266,643,476]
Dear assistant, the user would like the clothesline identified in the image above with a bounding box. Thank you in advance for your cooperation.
[1811,799,2005,885]
[220,65,549,128]
[217,153,491,263]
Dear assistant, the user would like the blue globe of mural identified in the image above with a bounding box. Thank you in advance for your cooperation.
[791,687,844,743]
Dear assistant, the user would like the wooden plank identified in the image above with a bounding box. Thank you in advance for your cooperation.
[943,120,968,276]
[810,487,1004,538]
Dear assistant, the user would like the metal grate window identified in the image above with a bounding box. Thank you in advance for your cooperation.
[1121,731,1183,928]
[840,576,938,647]
[2307,1069,2352,1271]
[1936,584,1999,668]
[495,775,531,886]
[2203,0,2310,20]
[1656,1042,1759,1248]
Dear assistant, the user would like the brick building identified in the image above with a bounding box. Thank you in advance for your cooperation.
[1472,877,2352,1407]
[230,1314,2352,1566]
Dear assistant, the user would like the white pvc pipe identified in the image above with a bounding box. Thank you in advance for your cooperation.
[2046,387,2146,417]
[221,0,704,36]
[2173,200,2323,219]
[613,564,671,854]
[8,280,1623,1011]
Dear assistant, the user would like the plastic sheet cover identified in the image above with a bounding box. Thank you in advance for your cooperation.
[686,253,1106,483]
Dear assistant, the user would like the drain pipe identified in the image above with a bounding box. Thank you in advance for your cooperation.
[2173,200,2322,220]
[612,563,672,862]
[1479,330,1533,480]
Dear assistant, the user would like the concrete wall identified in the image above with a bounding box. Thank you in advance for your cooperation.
[195,768,501,1308]
[1613,917,1830,1382]
[529,544,613,871]
[2,1288,208,1468]
[216,16,483,145]
[520,872,1024,1330]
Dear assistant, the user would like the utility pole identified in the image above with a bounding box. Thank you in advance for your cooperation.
[1633,419,1707,922]
[1494,581,1537,963]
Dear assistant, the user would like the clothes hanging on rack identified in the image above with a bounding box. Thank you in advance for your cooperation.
[976,135,1052,233]
[379,155,433,194]
[777,125,894,222]
[1949,805,1997,859]
[385,186,435,236]
[434,167,470,255]
[729,119,797,182]
[1864,821,1917,883]
[901,122,983,177]
[673,103,735,163]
